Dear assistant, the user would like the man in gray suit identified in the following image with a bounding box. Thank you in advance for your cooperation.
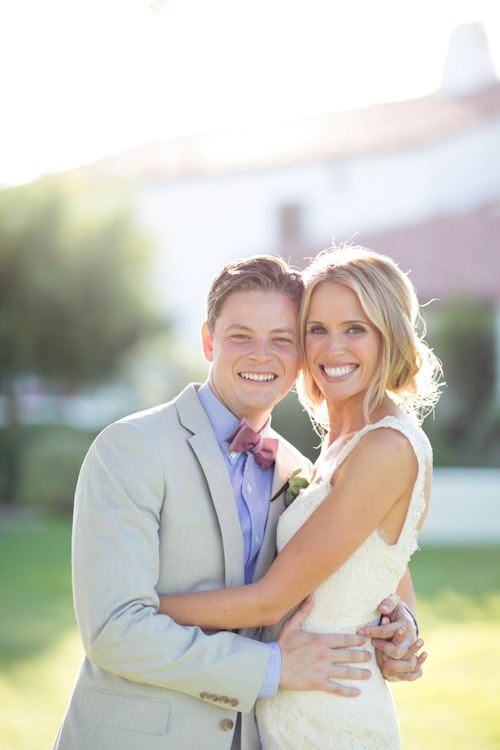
[54,256,420,750]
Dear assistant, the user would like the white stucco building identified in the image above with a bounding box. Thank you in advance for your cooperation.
[79,23,500,344]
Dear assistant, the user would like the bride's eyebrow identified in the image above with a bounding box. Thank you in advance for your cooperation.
[306,318,371,327]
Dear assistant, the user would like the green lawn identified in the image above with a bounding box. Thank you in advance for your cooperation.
[0,522,499,749]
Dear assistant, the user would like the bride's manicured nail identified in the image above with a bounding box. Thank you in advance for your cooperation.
[380,605,389,612]
[416,640,423,648]
[398,628,405,635]
[357,629,365,636]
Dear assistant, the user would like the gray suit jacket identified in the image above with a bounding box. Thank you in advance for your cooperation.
[53,384,312,750]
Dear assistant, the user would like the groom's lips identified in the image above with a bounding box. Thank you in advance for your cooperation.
[238,372,278,383]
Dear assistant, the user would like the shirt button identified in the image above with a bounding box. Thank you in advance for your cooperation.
[255,535,259,544]
[230,451,237,458]
[247,484,252,493]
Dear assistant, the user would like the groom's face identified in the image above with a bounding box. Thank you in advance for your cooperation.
[202,289,299,429]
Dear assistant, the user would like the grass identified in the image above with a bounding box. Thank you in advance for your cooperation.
[0,520,84,750]
[393,548,500,749]
[0,523,499,749]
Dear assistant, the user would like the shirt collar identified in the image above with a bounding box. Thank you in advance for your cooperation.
[197,381,273,460]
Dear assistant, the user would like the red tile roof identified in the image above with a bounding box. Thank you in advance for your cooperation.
[357,202,500,303]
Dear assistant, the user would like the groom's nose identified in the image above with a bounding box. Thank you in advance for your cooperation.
[248,337,273,361]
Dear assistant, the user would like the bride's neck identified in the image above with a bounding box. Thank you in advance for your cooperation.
[326,394,392,444]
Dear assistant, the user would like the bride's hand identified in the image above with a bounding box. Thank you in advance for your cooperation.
[375,618,427,681]
[357,595,427,682]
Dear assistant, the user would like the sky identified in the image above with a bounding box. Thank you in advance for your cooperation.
[1,0,499,187]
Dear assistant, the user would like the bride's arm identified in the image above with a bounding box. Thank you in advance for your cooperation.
[395,566,417,615]
[157,428,418,630]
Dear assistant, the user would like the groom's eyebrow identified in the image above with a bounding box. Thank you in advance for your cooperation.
[225,324,296,335]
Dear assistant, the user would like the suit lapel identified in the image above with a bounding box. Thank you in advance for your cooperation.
[175,385,245,588]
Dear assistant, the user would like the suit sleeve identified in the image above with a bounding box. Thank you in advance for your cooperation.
[72,421,270,713]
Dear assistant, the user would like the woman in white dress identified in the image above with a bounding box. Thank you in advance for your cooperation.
[158,246,441,749]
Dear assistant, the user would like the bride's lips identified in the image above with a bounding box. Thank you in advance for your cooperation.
[320,364,359,381]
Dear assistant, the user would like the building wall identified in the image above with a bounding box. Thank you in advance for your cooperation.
[419,468,500,546]
[137,112,500,340]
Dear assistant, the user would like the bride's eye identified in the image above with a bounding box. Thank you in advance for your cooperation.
[308,326,327,335]
[347,326,365,335]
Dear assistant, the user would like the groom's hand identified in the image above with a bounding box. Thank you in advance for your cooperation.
[276,595,372,698]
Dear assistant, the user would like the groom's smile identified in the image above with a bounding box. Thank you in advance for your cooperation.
[202,289,300,431]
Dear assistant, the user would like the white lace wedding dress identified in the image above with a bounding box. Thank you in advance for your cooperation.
[256,416,432,750]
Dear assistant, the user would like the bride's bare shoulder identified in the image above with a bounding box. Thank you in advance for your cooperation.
[344,424,418,480]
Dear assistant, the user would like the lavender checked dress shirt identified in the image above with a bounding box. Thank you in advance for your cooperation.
[197,382,281,698]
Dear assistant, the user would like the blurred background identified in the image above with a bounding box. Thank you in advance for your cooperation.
[0,1,499,748]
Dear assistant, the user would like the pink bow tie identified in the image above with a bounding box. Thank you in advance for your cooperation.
[226,417,279,470]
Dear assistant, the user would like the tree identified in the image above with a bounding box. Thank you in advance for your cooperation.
[0,175,163,502]
[424,297,498,466]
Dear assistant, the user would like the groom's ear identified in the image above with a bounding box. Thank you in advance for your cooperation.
[201,322,214,363]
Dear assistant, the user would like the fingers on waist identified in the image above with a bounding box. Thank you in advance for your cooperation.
[327,647,372,664]
[325,633,367,648]
[323,682,362,698]
[329,665,372,681]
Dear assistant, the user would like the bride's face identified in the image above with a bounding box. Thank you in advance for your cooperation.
[304,281,381,406]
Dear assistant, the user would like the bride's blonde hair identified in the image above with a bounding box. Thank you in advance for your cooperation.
[297,245,442,430]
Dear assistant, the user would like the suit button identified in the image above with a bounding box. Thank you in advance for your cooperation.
[218,696,229,704]
[221,719,234,732]
[209,694,219,702]
[200,692,210,700]
[228,698,239,707]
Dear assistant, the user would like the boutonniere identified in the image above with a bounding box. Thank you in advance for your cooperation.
[270,468,310,507]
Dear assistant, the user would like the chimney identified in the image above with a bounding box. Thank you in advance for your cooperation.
[437,23,498,98]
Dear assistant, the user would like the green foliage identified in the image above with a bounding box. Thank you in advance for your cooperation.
[423,298,500,466]
[21,425,98,512]
[431,298,494,414]
[0,425,98,513]
[271,389,321,463]
[0,176,163,503]
[0,176,161,389]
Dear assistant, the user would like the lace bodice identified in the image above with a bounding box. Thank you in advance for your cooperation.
[275,416,432,636]
[256,416,432,750]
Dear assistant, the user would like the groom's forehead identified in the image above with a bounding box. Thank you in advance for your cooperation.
[214,289,299,325]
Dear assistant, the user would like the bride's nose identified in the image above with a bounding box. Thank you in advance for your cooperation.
[325,333,346,357]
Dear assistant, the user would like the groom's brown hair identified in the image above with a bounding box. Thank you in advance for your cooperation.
[206,255,304,333]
